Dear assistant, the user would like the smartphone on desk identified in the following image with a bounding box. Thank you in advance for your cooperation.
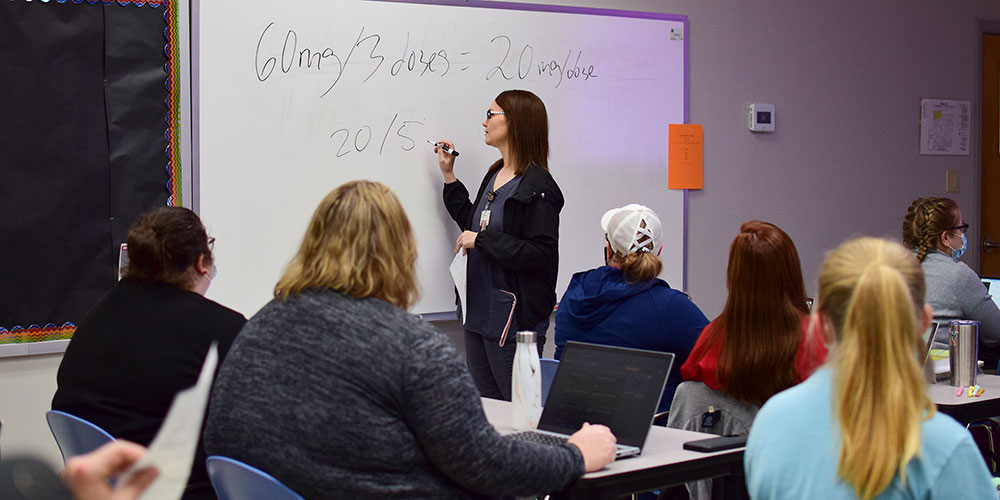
[683,435,747,453]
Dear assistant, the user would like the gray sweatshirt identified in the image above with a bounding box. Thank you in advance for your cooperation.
[203,288,584,499]
[922,250,1000,346]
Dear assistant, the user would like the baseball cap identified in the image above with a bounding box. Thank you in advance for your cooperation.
[600,204,663,256]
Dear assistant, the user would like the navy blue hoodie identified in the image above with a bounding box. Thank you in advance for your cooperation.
[554,266,708,412]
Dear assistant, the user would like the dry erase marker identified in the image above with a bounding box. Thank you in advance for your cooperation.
[428,141,460,157]
[970,385,976,397]
[957,386,964,397]
[977,386,986,397]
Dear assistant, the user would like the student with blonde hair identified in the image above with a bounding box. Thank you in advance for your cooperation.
[745,237,994,499]
[204,180,616,499]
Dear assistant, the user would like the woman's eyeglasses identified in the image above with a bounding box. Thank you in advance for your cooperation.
[486,110,507,121]
[208,237,216,251]
[949,223,970,234]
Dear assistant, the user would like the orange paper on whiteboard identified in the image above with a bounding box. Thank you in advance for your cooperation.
[668,124,703,190]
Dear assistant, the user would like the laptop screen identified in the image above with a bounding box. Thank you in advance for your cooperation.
[982,277,1000,310]
[922,321,939,364]
[538,342,673,448]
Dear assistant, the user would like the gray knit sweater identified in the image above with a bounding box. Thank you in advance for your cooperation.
[203,288,584,499]
[922,250,1000,346]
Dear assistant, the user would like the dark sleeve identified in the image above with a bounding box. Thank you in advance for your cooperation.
[0,456,71,500]
[656,292,708,359]
[402,322,584,496]
[554,296,570,360]
[442,180,475,231]
[212,309,247,360]
[475,196,559,272]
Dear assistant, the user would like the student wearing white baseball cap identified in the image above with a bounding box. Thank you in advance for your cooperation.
[554,204,709,412]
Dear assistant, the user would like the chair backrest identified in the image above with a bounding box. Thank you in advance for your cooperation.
[45,410,115,464]
[666,382,758,500]
[665,381,759,437]
[206,456,305,500]
[540,358,559,405]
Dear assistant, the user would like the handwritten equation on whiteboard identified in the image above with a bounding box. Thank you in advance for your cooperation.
[254,24,599,97]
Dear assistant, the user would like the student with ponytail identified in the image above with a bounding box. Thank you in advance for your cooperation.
[902,196,1000,348]
[745,237,995,499]
[555,204,709,411]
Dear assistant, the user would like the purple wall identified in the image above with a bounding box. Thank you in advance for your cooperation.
[494,0,1000,316]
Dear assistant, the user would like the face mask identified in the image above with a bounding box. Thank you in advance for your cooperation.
[950,233,967,260]
[204,264,218,282]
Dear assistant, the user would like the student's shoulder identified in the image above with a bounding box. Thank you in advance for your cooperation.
[921,411,980,457]
[647,282,704,311]
[758,368,830,420]
[190,293,247,328]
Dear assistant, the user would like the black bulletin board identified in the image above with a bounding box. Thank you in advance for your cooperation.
[0,0,180,346]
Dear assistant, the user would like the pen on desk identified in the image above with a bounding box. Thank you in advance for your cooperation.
[957,386,964,397]
[428,141,460,157]
[977,386,986,397]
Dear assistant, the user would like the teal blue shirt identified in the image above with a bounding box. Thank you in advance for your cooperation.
[745,367,996,499]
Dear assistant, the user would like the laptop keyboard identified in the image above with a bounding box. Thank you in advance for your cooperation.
[509,431,569,446]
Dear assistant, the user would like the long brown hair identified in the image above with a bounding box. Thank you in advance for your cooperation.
[491,89,549,175]
[124,206,213,289]
[274,181,418,310]
[901,197,960,262]
[705,221,809,406]
[819,238,931,499]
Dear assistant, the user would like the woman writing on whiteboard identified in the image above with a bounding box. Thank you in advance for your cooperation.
[436,89,564,400]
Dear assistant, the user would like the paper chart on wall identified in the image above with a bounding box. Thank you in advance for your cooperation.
[919,98,970,156]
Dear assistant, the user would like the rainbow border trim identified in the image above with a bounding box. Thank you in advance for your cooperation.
[163,0,183,206]
[0,323,76,345]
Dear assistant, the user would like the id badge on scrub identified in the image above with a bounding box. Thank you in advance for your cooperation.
[480,209,491,231]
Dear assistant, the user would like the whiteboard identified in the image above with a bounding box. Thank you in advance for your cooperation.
[194,0,688,317]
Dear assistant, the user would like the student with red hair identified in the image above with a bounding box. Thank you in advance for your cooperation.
[680,221,827,406]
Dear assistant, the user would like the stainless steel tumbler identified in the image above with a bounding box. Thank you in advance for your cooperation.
[949,320,980,387]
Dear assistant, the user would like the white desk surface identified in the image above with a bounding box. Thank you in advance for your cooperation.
[929,374,1000,406]
[928,374,1000,425]
[480,397,743,479]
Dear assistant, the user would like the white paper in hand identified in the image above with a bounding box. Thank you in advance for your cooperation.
[116,343,219,500]
[450,251,468,325]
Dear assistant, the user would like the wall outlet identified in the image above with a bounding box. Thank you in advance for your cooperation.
[946,170,960,193]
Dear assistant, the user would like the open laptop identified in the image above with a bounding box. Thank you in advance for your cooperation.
[509,341,674,458]
[982,276,1000,310]
[922,321,940,365]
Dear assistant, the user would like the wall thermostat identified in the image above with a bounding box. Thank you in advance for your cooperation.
[748,103,775,132]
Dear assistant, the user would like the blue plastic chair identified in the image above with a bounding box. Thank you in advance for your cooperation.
[206,456,306,500]
[540,358,560,405]
[45,410,115,464]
